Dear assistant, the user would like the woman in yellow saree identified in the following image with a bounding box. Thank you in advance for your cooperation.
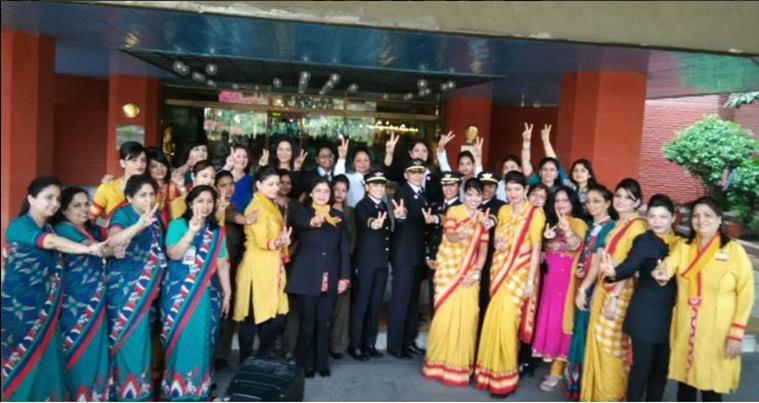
[423,179,490,386]
[576,178,647,401]
[475,171,546,397]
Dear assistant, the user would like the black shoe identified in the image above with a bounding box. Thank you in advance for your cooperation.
[348,348,369,361]
[329,351,344,360]
[214,359,231,371]
[318,369,331,377]
[490,392,511,399]
[305,369,315,378]
[388,350,412,360]
[407,344,425,355]
[519,362,535,378]
[366,346,383,358]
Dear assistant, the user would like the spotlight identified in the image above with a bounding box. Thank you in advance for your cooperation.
[347,83,359,93]
[329,73,341,84]
[205,64,218,76]
[273,78,282,88]
[417,79,428,89]
[403,93,413,101]
[173,61,189,75]
[206,79,217,87]
[300,71,311,81]
[192,71,205,82]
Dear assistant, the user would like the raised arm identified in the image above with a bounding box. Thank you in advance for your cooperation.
[540,124,557,158]
[521,123,534,177]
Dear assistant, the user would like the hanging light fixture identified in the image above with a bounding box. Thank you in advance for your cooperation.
[173,60,189,75]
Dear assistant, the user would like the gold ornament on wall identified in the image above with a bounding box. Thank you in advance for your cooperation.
[122,103,141,119]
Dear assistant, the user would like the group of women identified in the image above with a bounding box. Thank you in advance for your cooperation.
[421,123,754,401]
[1,120,754,402]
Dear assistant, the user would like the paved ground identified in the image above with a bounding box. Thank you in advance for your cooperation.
[214,351,759,401]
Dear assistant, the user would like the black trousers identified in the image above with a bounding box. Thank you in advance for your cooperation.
[349,265,388,350]
[296,293,335,371]
[627,339,669,401]
[387,264,421,354]
[238,314,286,363]
[677,382,722,402]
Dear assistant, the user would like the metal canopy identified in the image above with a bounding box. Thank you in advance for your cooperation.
[2,1,758,105]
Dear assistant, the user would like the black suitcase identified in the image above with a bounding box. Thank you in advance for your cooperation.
[223,358,305,401]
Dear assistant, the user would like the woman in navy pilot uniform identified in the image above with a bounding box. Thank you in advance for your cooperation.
[349,169,393,361]
[286,177,351,378]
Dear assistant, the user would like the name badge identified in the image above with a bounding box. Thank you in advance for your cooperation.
[183,246,197,265]
[715,250,728,261]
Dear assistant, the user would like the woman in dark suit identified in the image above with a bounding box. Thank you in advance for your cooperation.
[286,177,351,378]
[601,194,680,401]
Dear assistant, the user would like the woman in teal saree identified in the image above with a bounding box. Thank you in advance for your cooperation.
[160,185,232,401]
[2,177,103,401]
[106,174,167,401]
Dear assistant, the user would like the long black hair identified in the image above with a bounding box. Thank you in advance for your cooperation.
[586,183,618,221]
[569,158,597,189]
[181,185,219,230]
[272,137,296,169]
[18,176,62,217]
[545,186,583,226]
[51,186,90,226]
[686,196,731,248]
[146,147,171,182]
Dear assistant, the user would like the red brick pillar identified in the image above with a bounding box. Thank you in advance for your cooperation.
[556,71,647,187]
[442,83,493,169]
[1,30,55,240]
[106,75,161,174]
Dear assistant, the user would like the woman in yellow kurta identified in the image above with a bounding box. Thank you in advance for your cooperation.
[89,141,146,224]
[475,172,546,397]
[423,179,490,386]
[576,178,647,401]
[233,167,291,362]
[653,196,754,400]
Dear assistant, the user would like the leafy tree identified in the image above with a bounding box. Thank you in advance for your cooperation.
[663,114,757,195]
[663,114,759,227]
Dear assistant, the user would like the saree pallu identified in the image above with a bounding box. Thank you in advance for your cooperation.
[564,305,590,400]
[423,206,487,386]
[580,279,634,401]
[1,219,64,401]
[580,215,645,402]
[56,222,109,401]
[107,207,167,401]
[160,224,224,401]
[475,204,544,395]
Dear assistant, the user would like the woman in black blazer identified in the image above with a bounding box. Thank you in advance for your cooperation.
[286,177,351,378]
[601,194,680,401]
